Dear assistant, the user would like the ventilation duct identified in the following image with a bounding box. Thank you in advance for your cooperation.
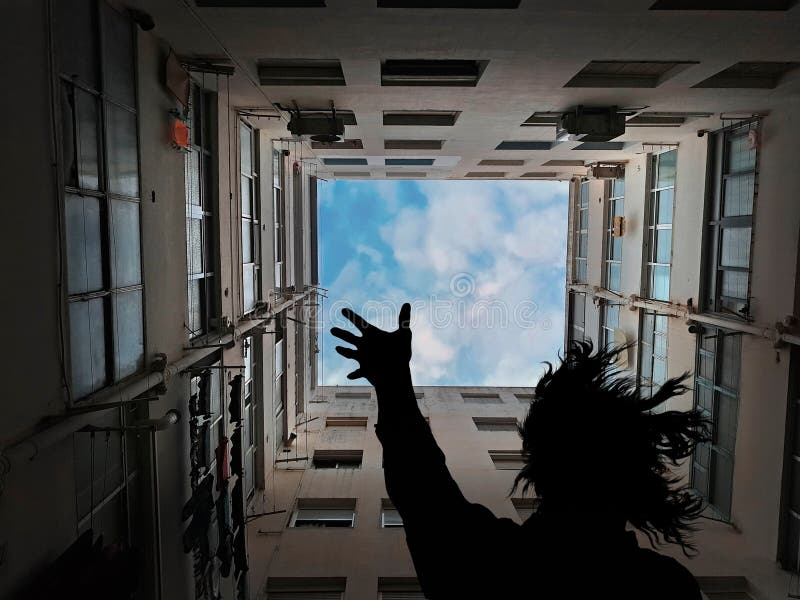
[557,106,626,142]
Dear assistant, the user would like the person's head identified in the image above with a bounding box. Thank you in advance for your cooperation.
[513,341,711,554]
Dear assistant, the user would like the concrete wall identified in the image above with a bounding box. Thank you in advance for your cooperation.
[251,385,533,600]
[565,105,800,599]
[0,3,315,598]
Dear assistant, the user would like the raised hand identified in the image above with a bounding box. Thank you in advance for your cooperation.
[331,302,412,387]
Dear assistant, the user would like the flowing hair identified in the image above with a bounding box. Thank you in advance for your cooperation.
[512,341,711,555]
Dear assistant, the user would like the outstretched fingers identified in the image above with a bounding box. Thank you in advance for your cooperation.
[331,327,360,346]
[341,308,373,332]
[335,345,358,360]
[398,302,411,330]
[346,369,364,380]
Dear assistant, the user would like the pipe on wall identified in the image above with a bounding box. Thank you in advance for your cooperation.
[567,282,797,348]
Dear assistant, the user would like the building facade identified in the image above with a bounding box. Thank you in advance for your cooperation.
[2,1,800,599]
[248,385,535,600]
[1,2,319,598]
[564,116,800,599]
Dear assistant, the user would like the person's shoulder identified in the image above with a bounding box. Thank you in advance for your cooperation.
[634,548,702,599]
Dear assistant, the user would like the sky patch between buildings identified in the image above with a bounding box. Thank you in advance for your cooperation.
[319,179,569,386]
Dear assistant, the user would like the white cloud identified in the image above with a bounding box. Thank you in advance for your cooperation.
[323,179,569,387]
[355,244,383,264]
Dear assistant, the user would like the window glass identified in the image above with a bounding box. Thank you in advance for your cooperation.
[76,89,101,190]
[111,199,142,287]
[66,194,104,294]
[69,298,107,397]
[106,104,139,197]
[113,289,144,379]
[101,2,135,106]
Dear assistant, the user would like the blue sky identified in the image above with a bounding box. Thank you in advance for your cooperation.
[318,178,569,387]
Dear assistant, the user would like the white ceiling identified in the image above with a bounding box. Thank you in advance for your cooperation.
[129,0,800,179]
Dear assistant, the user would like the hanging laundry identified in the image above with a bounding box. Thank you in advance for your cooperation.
[228,375,243,423]
[216,435,230,486]
[230,428,243,477]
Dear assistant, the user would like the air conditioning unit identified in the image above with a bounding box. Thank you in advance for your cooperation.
[590,164,625,179]
[287,114,344,142]
[285,101,345,142]
[557,106,626,142]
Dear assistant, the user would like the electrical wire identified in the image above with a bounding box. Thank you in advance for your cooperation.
[46,0,73,404]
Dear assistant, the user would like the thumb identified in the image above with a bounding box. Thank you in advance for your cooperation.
[398,302,411,331]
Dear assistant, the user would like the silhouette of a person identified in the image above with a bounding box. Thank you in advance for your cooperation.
[332,303,707,599]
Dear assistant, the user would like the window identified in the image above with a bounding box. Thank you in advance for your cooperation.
[312,450,363,469]
[692,62,799,89]
[495,141,554,151]
[290,499,356,528]
[381,499,403,528]
[377,578,424,600]
[573,142,625,151]
[461,393,503,404]
[574,182,589,283]
[378,0,520,6]
[385,140,443,150]
[692,327,741,519]
[185,87,217,338]
[384,159,435,166]
[323,158,369,166]
[567,292,587,346]
[511,498,541,522]
[564,60,698,88]
[243,338,259,499]
[382,110,460,126]
[266,577,347,600]
[600,302,621,351]
[240,121,261,312]
[325,416,368,428]
[644,150,676,300]
[381,59,484,87]
[651,0,796,9]
[274,315,287,450]
[639,311,668,400]
[273,146,286,291]
[695,577,754,600]
[465,172,506,178]
[58,0,143,399]
[258,59,345,86]
[489,450,526,470]
[604,178,624,292]
[473,417,519,431]
[702,121,760,318]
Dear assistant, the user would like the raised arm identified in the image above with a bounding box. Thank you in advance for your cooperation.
[332,303,520,599]
[331,303,470,520]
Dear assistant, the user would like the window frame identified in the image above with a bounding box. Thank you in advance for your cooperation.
[574,181,589,283]
[643,149,677,301]
[289,499,357,528]
[58,0,145,401]
[186,86,218,339]
[273,145,286,292]
[638,310,668,400]
[701,119,760,320]
[240,120,261,313]
[691,326,741,520]
[603,177,625,292]
[380,499,403,528]
[599,301,621,351]
[567,291,587,347]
